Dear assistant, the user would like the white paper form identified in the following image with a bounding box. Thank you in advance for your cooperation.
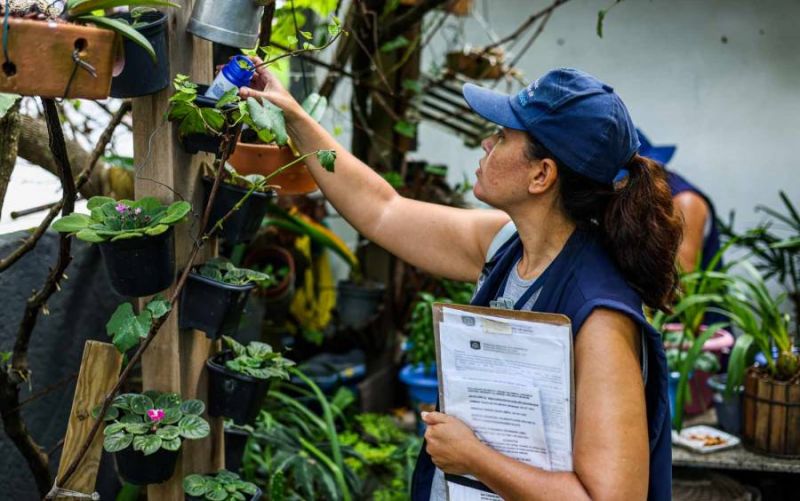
[437,308,573,501]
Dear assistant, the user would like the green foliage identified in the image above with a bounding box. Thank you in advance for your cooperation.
[197,257,275,288]
[393,120,417,139]
[106,296,171,354]
[407,280,475,370]
[64,1,179,61]
[52,196,190,243]
[184,470,259,501]
[222,336,295,380]
[100,391,209,455]
[380,35,410,53]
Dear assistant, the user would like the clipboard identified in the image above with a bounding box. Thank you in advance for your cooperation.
[431,303,575,499]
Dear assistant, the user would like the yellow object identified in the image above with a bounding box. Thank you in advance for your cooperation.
[290,235,337,334]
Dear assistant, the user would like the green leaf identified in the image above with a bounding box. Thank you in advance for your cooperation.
[112,393,137,411]
[301,93,328,122]
[246,342,273,359]
[380,35,409,53]
[119,413,142,424]
[106,303,151,354]
[133,434,162,456]
[393,120,416,138]
[178,415,210,440]
[183,474,208,497]
[402,79,422,94]
[131,394,155,415]
[316,150,336,172]
[156,425,180,440]
[161,437,181,451]
[179,399,205,416]
[104,422,127,436]
[596,9,606,38]
[162,407,182,424]
[145,297,171,319]
[206,484,228,501]
[216,87,240,109]
[52,213,94,234]
[125,422,151,435]
[87,196,117,210]
[381,172,404,189]
[81,15,157,61]
[247,97,288,146]
[74,228,106,243]
[223,336,247,357]
[143,224,169,236]
[161,201,192,225]
[68,0,178,18]
[103,432,132,452]
[0,93,20,119]
[200,107,226,134]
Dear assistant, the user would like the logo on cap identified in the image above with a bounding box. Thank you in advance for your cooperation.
[517,78,540,107]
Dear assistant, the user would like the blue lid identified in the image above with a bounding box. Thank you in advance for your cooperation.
[221,55,255,88]
[463,68,640,185]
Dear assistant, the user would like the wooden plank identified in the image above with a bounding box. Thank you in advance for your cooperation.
[135,2,219,498]
[55,341,123,499]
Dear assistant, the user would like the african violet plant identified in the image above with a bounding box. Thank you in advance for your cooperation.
[183,470,259,501]
[196,257,274,288]
[100,391,210,456]
[221,336,294,380]
[52,196,191,243]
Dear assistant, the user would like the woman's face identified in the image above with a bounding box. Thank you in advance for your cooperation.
[473,127,539,208]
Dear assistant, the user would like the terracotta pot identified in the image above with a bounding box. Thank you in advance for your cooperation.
[742,366,800,457]
[228,142,318,195]
[0,18,117,99]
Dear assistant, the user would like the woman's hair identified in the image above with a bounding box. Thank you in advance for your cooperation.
[525,136,682,312]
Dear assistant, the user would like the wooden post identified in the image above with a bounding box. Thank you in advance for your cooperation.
[134,2,222,499]
[55,341,123,499]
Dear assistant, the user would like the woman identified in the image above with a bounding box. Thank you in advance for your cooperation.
[241,65,679,500]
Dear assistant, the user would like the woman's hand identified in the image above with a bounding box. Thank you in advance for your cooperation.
[422,411,486,476]
[237,56,302,120]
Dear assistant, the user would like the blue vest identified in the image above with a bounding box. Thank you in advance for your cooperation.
[411,229,672,501]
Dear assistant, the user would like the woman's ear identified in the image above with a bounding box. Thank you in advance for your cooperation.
[528,157,559,194]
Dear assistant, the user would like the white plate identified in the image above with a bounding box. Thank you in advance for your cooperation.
[671,425,741,454]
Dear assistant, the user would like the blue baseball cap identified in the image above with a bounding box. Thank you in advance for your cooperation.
[463,68,640,185]
[636,129,676,166]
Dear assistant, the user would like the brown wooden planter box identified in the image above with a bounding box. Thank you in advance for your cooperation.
[0,18,117,99]
[742,366,800,458]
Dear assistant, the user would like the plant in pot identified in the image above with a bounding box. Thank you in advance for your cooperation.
[206,336,294,425]
[723,262,800,456]
[110,7,171,98]
[183,470,260,501]
[228,92,330,196]
[0,0,176,99]
[99,391,210,485]
[179,257,274,340]
[52,195,191,297]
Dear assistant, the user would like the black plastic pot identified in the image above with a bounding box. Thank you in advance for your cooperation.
[99,228,175,297]
[179,271,255,339]
[224,427,250,472]
[115,446,179,485]
[179,85,239,155]
[110,12,169,98]
[187,487,261,501]
[337,280,386,329]
[203,178,275,245]
[207,351,272,425]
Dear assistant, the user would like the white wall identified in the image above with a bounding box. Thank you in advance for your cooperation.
[408,0,800,230]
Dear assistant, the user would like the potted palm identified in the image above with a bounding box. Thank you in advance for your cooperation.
[724,262,800,456]
[52,195,190,297]
[99,391,210,485]
[206,336,294,425]
[179,257,274,339]
[0,0,175,99]
[183,470,261,501]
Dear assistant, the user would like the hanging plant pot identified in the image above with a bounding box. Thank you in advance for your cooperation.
[337,280,386,330]
[179,85,240,155]
[99,228,175,297]
[445,48,506,80]
[178,271,256,340]
[223,427,250,473]
[203,178,275,245]
[188,0,264,49]
[206,351,272,425]
[742,366,800,457]
[243,245,296,323]
[115,447,179,485]
[0,18,117,99]
[228,142,318,195]
[110,11,169,98]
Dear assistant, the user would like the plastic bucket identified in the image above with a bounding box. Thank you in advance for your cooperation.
[337,281,386,330]
[707,373,743,435]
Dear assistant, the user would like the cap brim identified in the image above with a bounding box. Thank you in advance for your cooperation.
[641,145,676,166]
[463,83,526,131]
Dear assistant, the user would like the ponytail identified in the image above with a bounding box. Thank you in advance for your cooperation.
[526,138,682,312]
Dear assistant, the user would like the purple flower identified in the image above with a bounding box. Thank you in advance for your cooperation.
[146,408,165,423]
[115,203,127,214]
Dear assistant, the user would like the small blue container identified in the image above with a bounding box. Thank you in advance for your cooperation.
[400,363,439,435]
[205,55,255,99]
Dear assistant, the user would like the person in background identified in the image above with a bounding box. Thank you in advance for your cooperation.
[637,130,722,273]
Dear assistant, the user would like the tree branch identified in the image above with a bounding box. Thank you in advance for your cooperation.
[484,0,572,50]
[0,100,21,214]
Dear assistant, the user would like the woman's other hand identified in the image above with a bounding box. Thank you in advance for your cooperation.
[422,411,485,476]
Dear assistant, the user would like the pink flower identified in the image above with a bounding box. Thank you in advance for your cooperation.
[115,203,128,214]
[146,408,165,423]
[134,207,142,215]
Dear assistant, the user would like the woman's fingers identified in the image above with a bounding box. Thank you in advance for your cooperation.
[421,411,449,425]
